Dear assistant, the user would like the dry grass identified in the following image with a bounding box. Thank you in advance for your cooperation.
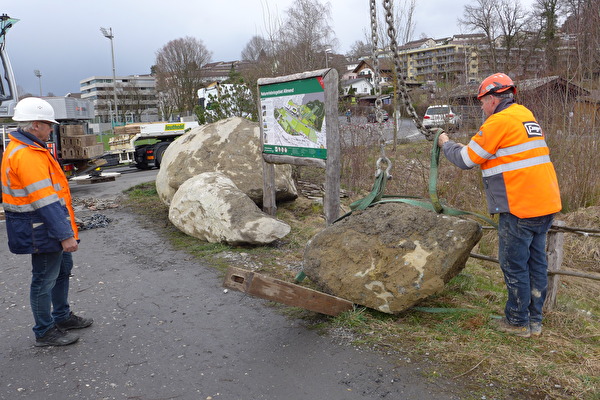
[331,127,600,399]
[124,128,600,399]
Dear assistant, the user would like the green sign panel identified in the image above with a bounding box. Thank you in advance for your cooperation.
[165,123,185,131]
[259,77,327,160]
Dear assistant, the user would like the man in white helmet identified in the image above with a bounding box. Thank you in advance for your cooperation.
[1,97,93,347]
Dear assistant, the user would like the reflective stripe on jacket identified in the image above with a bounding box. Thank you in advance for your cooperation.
[443,103,561,218]
[1,130,78,254]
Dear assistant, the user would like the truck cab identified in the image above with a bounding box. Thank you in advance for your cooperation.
[109,121,199,169]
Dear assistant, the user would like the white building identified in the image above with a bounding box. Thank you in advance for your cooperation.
[80,74,160,134]
[341,77,374,95]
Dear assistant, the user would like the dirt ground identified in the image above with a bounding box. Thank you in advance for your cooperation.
[0,172,469,400]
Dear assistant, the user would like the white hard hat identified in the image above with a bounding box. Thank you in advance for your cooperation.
[13,97,59,124]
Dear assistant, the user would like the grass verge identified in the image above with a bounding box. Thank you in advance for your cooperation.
[122,169,599,400]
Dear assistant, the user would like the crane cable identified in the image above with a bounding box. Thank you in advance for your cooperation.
[338,0,496,227]
[381,0,435,141]
[293,1,493,285]
[369,0,392,177]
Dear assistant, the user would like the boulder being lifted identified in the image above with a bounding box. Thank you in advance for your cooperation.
[303,203,482,314]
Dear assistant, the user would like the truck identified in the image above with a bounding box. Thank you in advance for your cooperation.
[46,96,109,177]
[1,95,108,180]
[108,120,199,169]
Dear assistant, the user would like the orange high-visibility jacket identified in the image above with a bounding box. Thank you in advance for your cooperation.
[1,130,78,254]
[443,103,561,218]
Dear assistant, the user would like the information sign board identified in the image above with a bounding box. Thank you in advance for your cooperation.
[259,76,327,160]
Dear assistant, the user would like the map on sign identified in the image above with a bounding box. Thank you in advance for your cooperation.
[260,77,327,159]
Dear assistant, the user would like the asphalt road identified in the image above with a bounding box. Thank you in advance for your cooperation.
[68,165,159,199]
[0,167,465,400]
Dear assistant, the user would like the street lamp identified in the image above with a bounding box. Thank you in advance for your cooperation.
[325,48,332,68]
[100,26,119,125]
[33,69,42,96]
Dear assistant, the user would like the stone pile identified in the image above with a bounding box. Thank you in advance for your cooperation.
[156,117,293,245]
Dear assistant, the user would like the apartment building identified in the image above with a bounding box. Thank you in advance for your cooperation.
[406,35,482,84]
[199,60,255,83]
[350,34,483,88]
[80,74,160,133]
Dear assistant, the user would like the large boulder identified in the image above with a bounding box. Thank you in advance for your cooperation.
[303,203,482,314]
[156,117,297,206]
[169,172,291,245]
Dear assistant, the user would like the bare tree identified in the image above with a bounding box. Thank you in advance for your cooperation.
[236,0,338,123]
[534,0,562,74]
[459,0,547,78]
[276,0,338,74]
[118,78,157,122]
[495,0,530,74]
[346,40,372,61]
[561,0,600,82]
[460,0,500,71]
[154,36,212,115]
[377,0,416,47]
[241,35,270,62]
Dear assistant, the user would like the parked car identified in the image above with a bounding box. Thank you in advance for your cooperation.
[422,105,461,130]
[366,108,389,123]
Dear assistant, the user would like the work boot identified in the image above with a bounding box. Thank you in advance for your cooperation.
[55,312,93,331]
[530,322,542,337]
[35,326,79,347]
[490,317,531,338]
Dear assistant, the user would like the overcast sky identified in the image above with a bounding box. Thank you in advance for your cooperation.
[2,0,536,97]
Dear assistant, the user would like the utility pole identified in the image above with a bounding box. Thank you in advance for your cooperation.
[33,69,42,96]
[100,27,119,125]
[325,48,332,68]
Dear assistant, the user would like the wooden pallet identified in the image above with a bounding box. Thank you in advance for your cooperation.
[223,267,354,317]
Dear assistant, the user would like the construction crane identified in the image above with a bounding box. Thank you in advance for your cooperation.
[0,14,19,120]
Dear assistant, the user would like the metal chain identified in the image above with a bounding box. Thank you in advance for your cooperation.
[369,0,385,125]
[370,0,381,102]
[369,0,391,178]
[382,0,434,141]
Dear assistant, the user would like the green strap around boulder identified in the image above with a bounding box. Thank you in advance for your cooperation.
[295,132,496,284]
[336,131,497,228]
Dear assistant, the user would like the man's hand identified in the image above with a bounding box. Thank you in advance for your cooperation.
[437,132,450,147]
[61,237,78,252]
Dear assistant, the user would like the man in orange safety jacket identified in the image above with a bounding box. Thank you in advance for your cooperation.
[1,97,93,347]
[437,73,561,338]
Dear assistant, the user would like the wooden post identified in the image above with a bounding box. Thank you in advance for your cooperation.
[323,68,340,225]
[544,220,565,312]
[262,160,277,216]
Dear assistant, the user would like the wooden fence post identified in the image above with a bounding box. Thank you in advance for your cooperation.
[262,160,277,216]
[544,220,565,312]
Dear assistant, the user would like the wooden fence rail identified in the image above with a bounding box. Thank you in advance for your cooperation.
[470,220,599,311]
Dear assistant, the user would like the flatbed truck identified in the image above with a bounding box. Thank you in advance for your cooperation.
[108,121,199,169]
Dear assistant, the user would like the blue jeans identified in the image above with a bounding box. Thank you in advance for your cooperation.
[498,213,554,327]
[30,251,73,337]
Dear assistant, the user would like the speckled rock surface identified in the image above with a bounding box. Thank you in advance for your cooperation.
[303,202,482,314]
[169,172,290,245]
[156,117,297,206]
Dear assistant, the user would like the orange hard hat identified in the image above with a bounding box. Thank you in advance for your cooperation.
[477,73,516,99]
